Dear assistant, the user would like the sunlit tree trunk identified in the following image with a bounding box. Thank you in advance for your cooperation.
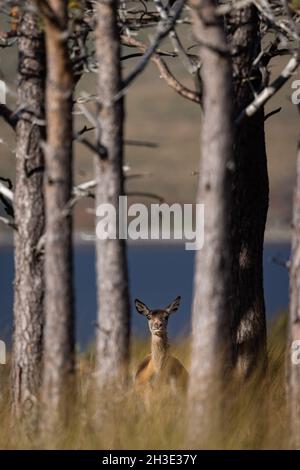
[188,0,234,446]
[11,5,45,429]
[288,141,300,448]
[94,0,130,389]
[227,6,268,378]
[39,0,75,429]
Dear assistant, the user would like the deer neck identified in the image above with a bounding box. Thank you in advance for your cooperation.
[151,333,169,372]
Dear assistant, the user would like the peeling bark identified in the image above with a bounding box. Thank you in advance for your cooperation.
[11,6,45,429]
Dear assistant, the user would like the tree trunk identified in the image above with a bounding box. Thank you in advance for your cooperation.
[40,0,75,429]
[288,142,300,448]
[188,0,234,446]
[226,6,269,378]
[94,0,130,389]
[11,6,45,428]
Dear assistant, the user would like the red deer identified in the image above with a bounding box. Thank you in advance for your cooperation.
[134,296,189,406]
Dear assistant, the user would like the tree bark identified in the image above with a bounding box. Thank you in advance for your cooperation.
[40,0,75,429]
[226,6,269,378]
[288,141,300,448]
[188,0,234,446]
[95,0,130,389]
[11,6,45,428]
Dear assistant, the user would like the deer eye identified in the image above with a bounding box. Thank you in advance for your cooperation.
[146,315,151,320]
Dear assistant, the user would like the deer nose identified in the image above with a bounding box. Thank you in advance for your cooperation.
[153,321,163,330]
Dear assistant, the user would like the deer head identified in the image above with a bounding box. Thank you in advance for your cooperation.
[135,296,181,338]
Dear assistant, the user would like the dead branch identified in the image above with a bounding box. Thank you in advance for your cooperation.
[127,191,165,203]
[236,54,299,125]
[265,107,282,121]
[121,0,186,92]
[0,216,16,229]
[0,180,14,201]
[0,104,18,129]
[121,35,201,104]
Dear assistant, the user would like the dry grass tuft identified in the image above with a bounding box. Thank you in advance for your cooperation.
[0,314,291,449]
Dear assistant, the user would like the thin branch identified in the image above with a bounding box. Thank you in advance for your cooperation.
[121,35,201,104]
[126,172,153,180]
[271,255,290,270]
[0,216,16,230]
[0,177,14,217]
[0,104,18,129]
[154,0,197,74]
[121,0,186,92]
[74,131,108,159]
[36,179,96,254]
[76,125,95,137]
[121,50,177,60]
[125,139,158,148]
[64,181,96,214]
[236,54,299,125]
[75,126,158,148]
[73,179,96,196]
[127,191,165,203]
[0,181,13,201]
[253,0,300,41]
[264,107,282,121]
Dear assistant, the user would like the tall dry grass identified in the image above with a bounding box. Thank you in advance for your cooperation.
[0,313,290,449]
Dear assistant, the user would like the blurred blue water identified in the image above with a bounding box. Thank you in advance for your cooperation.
[0,242,290,349]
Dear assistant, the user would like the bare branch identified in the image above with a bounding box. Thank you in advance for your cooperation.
[0,216,16,230]
[121,0,186,92]
[253,0,300,41]
[271,255,290,270]
[236,54,299,125]
[264,107,282,121]
[0,181,14,201]
[127,191,165,203]
[154,0,197,74]
[73,179,96,196]
[126,172,153,180]
[0,104,18,129]
[125,139,158,148]
[121,35,201,104]
[74,131,108,159]
[74,125,158,148]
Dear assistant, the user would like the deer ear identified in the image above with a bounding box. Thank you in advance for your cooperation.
[165,296,181,314]
[135,299,151,316]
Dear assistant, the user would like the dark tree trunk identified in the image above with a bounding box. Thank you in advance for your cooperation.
[40,0,75,429]
[288,142,300,448]
[11,6,45,428]
[226,7,269,378]
[188,0,234,445]
[95,0,130,389]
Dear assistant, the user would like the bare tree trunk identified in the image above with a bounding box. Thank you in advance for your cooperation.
[40,0,75,429]
[288,141,300,448]
[188,0,234,446]
[94,0,130,389]
[11,6,45,428]
[227,6,268,378]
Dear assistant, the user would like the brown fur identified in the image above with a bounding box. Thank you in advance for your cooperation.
[135,354,188,390]
[134,298,189,404]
